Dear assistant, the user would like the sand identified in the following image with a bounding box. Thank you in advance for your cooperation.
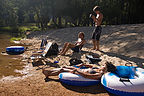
[0,24,144,96]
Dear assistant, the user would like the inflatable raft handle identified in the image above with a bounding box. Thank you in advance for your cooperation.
[125,62,133,66]
[119,78,130,82]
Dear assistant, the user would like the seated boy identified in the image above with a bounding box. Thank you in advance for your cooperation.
[59,32,86,55]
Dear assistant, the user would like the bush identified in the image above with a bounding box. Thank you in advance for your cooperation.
[10,37,22,42]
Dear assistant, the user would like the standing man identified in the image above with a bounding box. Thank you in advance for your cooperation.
[91,6,103,51]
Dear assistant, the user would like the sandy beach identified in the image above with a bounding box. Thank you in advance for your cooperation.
[0,24,144,96]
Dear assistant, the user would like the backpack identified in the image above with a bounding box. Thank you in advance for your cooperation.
[46,43,59,56]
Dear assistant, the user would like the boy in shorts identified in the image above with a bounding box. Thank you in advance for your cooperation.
[59,32,86,55]
[91,6,103,51]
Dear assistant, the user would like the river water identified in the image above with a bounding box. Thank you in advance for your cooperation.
[0,32,24,78]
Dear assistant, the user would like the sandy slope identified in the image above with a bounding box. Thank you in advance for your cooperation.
[0,24,144,96]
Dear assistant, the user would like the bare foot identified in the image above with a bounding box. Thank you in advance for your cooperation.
[42,69,49,78]
[92,48,96,50]
[58,51,63,55]
[96,49,100,51]
[58,52,62,55]
[44,77,50,82]
[59,52,66,56]
[60,53,65,56]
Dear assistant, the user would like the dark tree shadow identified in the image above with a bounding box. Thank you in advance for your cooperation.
[61,83,106,94]
[100,51,144,68]
[62,50,95,59]
[60,82,116,95]
[44,77,115,95]
[44,77,59,82]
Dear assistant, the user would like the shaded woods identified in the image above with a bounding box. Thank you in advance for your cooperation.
[0,0,144,29]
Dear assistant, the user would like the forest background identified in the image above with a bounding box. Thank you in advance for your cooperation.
[0,0,144,35]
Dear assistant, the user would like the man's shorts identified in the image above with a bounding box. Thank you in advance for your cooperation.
[92,26,102,41]
[71,46,80,52]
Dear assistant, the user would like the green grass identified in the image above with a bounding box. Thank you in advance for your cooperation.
[0,25,41,40]
[18,26,41,32]
[18,26,30,32]
[0,26,14,31]
[29,26,41,31]
[10,37,22,42]
[0,24,41,32]
[16,26,41,39]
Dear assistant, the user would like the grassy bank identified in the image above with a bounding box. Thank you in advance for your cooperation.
[0,25,41,41]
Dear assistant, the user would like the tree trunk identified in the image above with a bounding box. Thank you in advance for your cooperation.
[58,17,62,28]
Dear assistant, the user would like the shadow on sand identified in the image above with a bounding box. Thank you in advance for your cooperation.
[43,77,115,95]
[100,51,144,68]
[44,77,59,82]
[61,83,115,96]
[63,50,95,59]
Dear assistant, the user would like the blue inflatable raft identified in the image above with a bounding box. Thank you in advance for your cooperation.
[59,72,100,86]
[6,46,25,55]
[101,66,144,96]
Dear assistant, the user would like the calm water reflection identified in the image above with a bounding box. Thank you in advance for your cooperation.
[0,32,24,78]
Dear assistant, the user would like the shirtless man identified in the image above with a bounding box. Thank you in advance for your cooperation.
[91,6,103,51]
[42,62,116,80]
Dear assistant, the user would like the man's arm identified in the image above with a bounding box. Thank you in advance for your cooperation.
[76,63,93,68]
[61,66,76,69]
[76,39,86,46]
[92,13,103,26]
[74,42,78,45]
[91,15,97,22]
[80,39,86,46]
[74,69,102,80]
[97,13,103,26]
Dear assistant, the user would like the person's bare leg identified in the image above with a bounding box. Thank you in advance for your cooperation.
[62,66,76,69]
[59,42,69,54]
[42,69,55,78]
[61,43,75,55]
[42,68,64,78]
[42,68,74,78]
[96,40,100,51]
[92,39,96,50]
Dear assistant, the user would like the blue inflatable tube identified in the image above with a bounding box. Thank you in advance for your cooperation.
[6,46,25,55]
[101,66,144,96]
[59,72,100,86]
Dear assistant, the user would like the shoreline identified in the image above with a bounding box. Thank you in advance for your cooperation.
[0,24,144,96]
